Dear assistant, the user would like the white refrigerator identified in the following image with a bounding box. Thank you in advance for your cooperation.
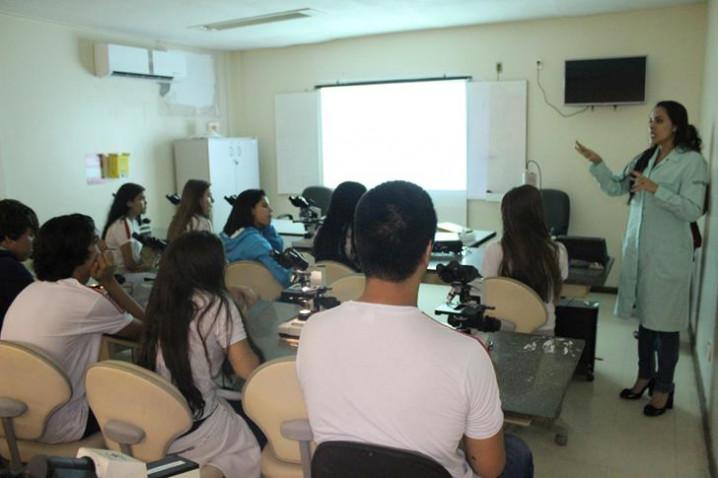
[173,137,260,233]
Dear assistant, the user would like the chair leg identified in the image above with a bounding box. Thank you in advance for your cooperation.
[1,418,22,474]
[298,440,312,478]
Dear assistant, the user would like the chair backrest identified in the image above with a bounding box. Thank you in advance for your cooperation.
[85,361,192,462]
[312,260,355,286]
[225,260,283,301]
[242,357,308,464]
[327,274,366,303]
[302,186,333,216]
[540,189,570,236]
[0,341,72,440]
[482,277,548,333]
[312,441,451,478]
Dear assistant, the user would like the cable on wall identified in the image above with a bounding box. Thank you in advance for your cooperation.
[536,62,589,118]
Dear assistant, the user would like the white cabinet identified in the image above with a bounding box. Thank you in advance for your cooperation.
[174,137,260,233]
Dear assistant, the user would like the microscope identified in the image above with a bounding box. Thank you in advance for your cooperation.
[287,195,322,236]
[434,261,500,333]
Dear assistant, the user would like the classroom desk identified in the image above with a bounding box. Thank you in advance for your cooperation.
[245,284,584,443]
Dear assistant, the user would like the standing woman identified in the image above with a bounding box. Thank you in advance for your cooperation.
[480,185,568,335]
[138,231,261,477]
[575,100,709,416]
[167,180,214,242]
[312,181,367,270]
[102,183,151,273]
[221,189,292,287]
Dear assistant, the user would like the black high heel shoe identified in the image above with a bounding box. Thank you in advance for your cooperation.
[644,390,674,417]
[619,378,654,400]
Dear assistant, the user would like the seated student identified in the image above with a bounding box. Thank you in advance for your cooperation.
[0,199,38,329]
[312,181,366,270]
[166,179,214,242]
[1,214,144,444]
[297,181,533,478]
[480,185,568,335]
[102,183,152,274]
[138,231,261,478]
[220,189,291,287]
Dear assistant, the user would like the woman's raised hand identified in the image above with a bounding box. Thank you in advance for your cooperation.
[574,141,603,164]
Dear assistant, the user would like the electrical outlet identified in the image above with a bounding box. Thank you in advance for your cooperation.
[536,59,543,70]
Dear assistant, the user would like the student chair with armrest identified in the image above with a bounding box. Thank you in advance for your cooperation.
[311,441,451,478]
[84,360,222,478]
[326,274,366,303]
[540,189,570,236]
[225,261,284,302]
[312,261,355,287]
[482,277,548,333]
[0,341,105,474]
[242,357,313,478]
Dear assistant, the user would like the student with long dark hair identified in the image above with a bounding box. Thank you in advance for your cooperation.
[480,185,568,335]
[221,189,291,287]
[102,183,151,273]
[167,180,213,242]
[138,231,261,477]
[312,181,366,270]
[575,100,709,417]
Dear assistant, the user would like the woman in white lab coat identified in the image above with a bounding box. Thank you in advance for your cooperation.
[575,100,709,417]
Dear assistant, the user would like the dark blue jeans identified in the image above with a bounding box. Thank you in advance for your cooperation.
[501,434,534,477]
[638,325,680,394]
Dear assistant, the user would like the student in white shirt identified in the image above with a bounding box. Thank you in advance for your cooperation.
[102,183,151,274]
[297,180,533,478]
[138,231,261,478]
[1,214,144,443]
[480,185,568,335]
[166,179,214,242]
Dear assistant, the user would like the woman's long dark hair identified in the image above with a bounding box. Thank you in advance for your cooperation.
[628,100,702,202]
[498,185,563,303]
[313,181,366,268]
[102,183,145,239]
[223,189,266,236]
[167,180,211,242]
[137,231,233,419]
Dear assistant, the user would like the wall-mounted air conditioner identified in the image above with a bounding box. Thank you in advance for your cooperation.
[94,43,186,82]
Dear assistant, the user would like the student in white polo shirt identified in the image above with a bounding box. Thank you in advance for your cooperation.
[1,214,144,443]
[297,181,533,478]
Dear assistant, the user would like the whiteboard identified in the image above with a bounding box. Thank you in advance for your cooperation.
[467,80,527,200]
[275,92,321,194]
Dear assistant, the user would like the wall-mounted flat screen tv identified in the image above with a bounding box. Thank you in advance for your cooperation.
[564,56,646,105]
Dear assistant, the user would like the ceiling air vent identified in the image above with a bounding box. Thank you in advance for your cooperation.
[195,8,315,31]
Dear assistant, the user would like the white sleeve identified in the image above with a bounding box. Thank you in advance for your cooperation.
[105,219,132,248]
[215,297,248,348]
[464,344,504,439]
[70,290,133,335]
[479,242,502,278]
[558,242,569,280]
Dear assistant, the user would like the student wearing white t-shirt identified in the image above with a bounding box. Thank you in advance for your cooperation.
[297,181,533,478]
[102,183,151,274]
[1,214,144,444]
[480,185,569,335]
[166,179,214,242]
[138,231,261,477]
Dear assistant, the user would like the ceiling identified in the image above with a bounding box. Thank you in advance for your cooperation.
[0,0,702,51]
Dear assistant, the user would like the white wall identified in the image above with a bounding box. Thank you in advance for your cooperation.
[0,13,231,232]
[228,4,706,286]
[696,0,718,463]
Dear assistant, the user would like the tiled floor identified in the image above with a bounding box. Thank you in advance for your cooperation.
[511,293,710,478]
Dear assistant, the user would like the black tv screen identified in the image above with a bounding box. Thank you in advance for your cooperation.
[564,56,646,105]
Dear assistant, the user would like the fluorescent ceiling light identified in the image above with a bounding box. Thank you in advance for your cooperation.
[195,8,315,31]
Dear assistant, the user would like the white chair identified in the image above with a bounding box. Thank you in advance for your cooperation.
[0,341,104,473]
[327,274,366,303]
[225,260,284,302]
[85,360,222,478]
[312,260,355,286]
[243,357,313,478]
[482,277,548,333]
